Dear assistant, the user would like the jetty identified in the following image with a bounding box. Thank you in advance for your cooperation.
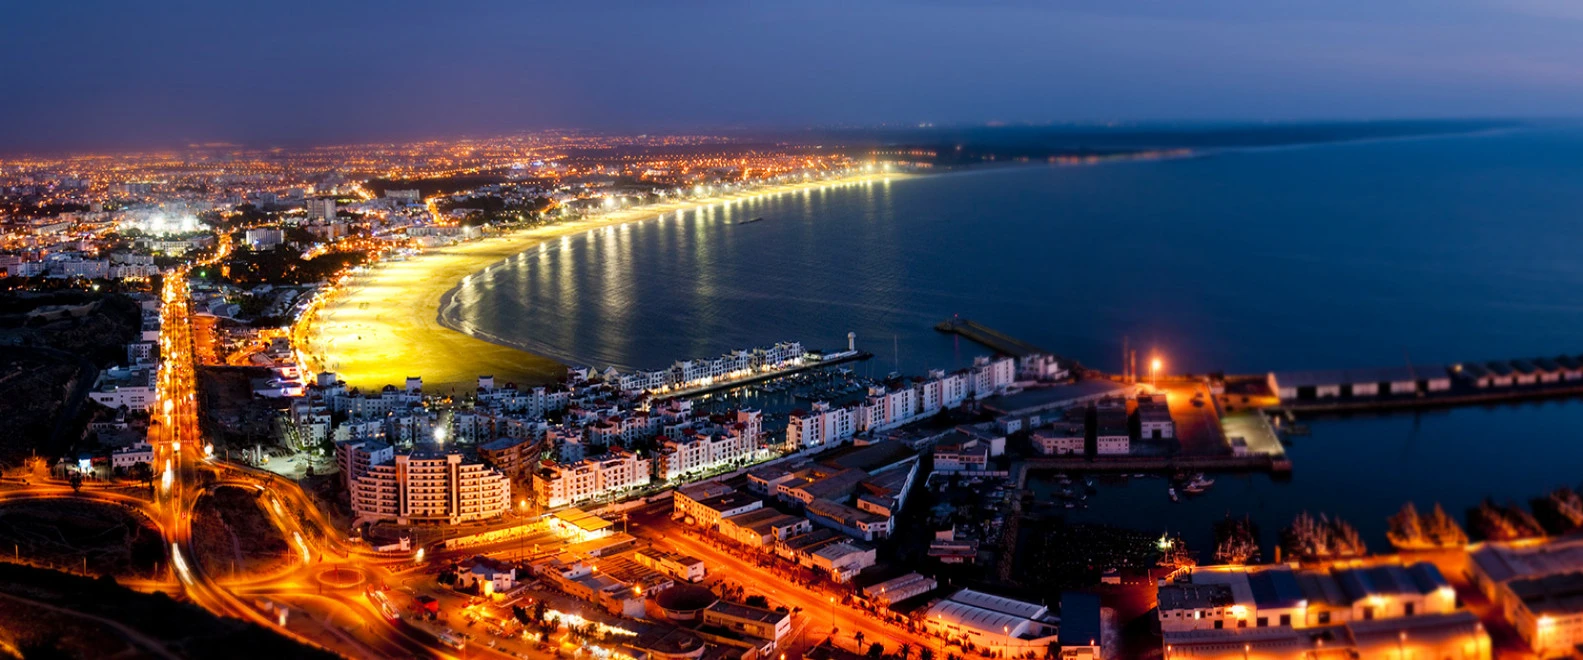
[936,316,1051,359]
[653,350,871,400]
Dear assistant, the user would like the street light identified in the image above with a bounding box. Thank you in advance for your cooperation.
[1151,357,1162,389]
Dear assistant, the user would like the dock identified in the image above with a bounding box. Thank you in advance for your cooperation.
[653,350,872,400]
[1012,455,1292,488]
[935,316,1054,360]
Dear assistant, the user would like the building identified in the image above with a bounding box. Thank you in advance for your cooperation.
[1136,392,1174,440]
[1032,407,1087,456]
[719,508,811,548]
[458,555,518,596]
[1159,562,1455,633]
[531,448,652,509]
[1094,397,1130,455]
[923,589,1061,657]
[349,448,512,525]
[335,439,395,488]
[690,491,765,531]
[634,549,706,583]
[1156,561,1488,658]
[478,436,539,481]
[655,412,761,482]
[806,498,891,541]
[933,426,1002,472]
[787,401,857,449]
[808,542,876,582]
[87,366,157,411]
[306,197,337,221]
[1268,366,1453,402]
[984,380,1131,434]
[1470,537,1583,655]
[111,442,154,470]
[860,572,937,608]
[702,601,792,646]
[673,481,737,520]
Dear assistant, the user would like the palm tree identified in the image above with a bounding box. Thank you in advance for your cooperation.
[899,643,912,660]
[854,631,866,650]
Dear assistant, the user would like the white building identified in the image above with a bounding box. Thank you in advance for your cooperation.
[349,448,511,525]
[111,442,154,469]
[88,366,157,411]
[531,448,652,509]
[787,401,857,449]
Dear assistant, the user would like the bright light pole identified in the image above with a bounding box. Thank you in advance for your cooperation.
[1151,357,1162,389]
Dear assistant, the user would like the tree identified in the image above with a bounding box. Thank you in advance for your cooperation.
[854,631,866,650]
[899,643,912,660]
[131,462,154,491]
[745,594,769,608]
[868,644,885,659]
[919,649,933,660]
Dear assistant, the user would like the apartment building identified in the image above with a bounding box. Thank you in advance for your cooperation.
[349,448,511,525]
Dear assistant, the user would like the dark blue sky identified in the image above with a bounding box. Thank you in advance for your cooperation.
[3,0,1580,152]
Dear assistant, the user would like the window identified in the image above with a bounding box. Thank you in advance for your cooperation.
[1317,612,1331,624]
[1256,617,1268,628]
[1279,614,1291,627]
[1237,620,1247,629]
[1362,606,1375,621]
[1405,603,1415,616]
[1213,621,1223,630]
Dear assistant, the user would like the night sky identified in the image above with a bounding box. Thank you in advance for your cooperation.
[3,0,1581,151]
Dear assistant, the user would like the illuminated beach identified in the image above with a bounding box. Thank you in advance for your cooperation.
[298,172,906,392]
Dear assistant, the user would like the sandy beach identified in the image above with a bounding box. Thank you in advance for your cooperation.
[298,172,906,393]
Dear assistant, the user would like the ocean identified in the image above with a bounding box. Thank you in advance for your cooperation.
[445,125,1583,556]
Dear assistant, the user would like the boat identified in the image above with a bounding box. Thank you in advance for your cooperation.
[1214,516,1261,565]
[1168,487,1179,502]
[1388,502,1469,550]
[1281,512,1367,561]
[1550,488,1583,528]
[1183,474,1215,494]
[735,217,765,225]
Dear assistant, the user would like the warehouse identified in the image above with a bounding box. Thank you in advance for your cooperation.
[1267,365,1451,402]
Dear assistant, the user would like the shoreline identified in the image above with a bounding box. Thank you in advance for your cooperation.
[299,171,910,392]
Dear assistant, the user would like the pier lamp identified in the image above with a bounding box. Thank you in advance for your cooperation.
[1151,357,1162,388]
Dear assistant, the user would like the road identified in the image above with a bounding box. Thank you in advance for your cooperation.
[628,501,936,659]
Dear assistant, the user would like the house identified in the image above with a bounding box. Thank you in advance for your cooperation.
[458,556,518,596]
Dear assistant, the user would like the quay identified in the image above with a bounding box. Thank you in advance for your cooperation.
[1268,356,1583,415]
[653,350,872,400]
[1012,455,1292,488]
[936,316,1059,361]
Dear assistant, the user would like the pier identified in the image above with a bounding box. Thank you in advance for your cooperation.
[1012,455,1292,488]
[653,350,872,400]
[935,316,1056,360]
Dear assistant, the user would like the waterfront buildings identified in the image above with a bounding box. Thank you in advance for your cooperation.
[531,447,652,509]
[348,447,511,524]
[1157,561,1488,659]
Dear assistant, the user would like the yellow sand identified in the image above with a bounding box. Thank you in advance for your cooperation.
[298,172,905,392]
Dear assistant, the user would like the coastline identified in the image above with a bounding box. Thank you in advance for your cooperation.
[299,171,910,392]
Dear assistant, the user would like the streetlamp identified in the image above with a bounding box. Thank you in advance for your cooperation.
[1151,357,1162,389]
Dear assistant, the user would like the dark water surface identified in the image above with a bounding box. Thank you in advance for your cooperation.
[449,127,1583,556]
